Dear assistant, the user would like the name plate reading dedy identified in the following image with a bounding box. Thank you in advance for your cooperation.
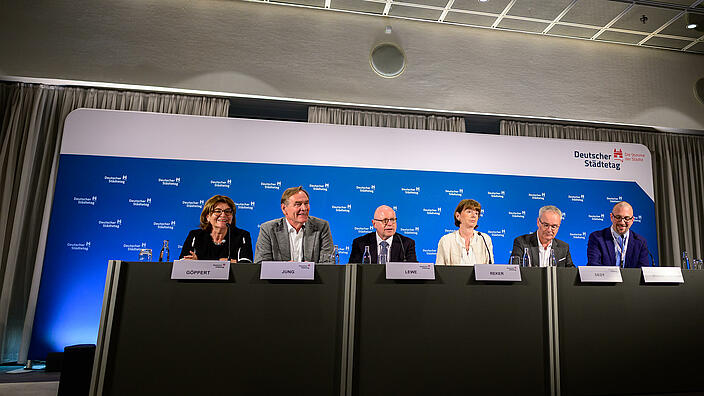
[386,262,435,280]
[171,260,230,280]
[474,264,522,282]
[578,266,623,283]
[642,267,684,283]
[260,261,315,280]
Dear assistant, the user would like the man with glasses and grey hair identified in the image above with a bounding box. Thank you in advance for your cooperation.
[348,205,417,263]
[510,205,574,267]
[587,201,651,267]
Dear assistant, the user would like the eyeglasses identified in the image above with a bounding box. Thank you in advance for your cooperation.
[373,218,397,225]
[212,208,234,215]
[539,220,560,231]
[612,214,634,222]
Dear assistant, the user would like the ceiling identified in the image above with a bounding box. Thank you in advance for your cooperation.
[247,0,704,55]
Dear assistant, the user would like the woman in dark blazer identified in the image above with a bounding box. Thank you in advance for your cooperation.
[179,195,253,262]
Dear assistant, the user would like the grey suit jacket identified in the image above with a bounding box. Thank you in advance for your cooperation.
[254,216,334,263]
[510,232,574,267]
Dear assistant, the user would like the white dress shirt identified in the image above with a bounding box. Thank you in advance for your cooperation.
[375,233,393,261]
[536,234,554,268]
[285,220,305,262]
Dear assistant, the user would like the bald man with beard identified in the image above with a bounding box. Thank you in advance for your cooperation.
[348,205,417,264]
[587,201,651,268]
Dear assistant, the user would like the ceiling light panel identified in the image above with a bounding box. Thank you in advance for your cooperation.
[507,0,573,20]
[452,0,513,13]
[658,13,704,38]
[609,5,680,33]
[276,0,326,6]
[548,24,600,38]
[402,0,449,7]
[389,4,443,20]
[597,30,650,44]
[497,17,550,32]
[560,0,630,26]
[444,11,499,26]
[660,0,700,6]
[643,36,694,49]
[332,0,386,13]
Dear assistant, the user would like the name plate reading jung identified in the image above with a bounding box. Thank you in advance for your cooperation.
[260,261,315,280]
[474,264,521,282]
[578,266,623,283]
[642,267,684,284]
[171,260,230,280]
[385,262,435,280]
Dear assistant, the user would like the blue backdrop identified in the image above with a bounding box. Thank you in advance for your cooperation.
[28,153,657,358]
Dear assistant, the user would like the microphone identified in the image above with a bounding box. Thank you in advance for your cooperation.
[648,251,656,267]
[477,231,492,264]
[395,234,406,262]
[226,223,231,261]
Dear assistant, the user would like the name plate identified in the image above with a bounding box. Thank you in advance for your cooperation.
[260,261,315,280]
[171,260,230,280]
[578,266,623,283]
[385,262,435,280]
[474,264,522,282]
[642,267,684,283]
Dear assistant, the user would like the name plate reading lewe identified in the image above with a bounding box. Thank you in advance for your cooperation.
[171,260,230,280]
[260,261,315,280]
[642,267,684,283]
[579,266,623,283]
[386,262,435,280]
[474,264,522,282]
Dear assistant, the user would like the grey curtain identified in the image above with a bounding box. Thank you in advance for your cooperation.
[308,105,466,132]
[501,120,704,267]
[0,83,229,363]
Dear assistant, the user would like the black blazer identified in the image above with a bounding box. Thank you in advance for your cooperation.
[510,232,574,267]
[179,227,253,262]
[348,232,417,263]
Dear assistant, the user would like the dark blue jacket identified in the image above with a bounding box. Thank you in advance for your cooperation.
[587,227,651,267]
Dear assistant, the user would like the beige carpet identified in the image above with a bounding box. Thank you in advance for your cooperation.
[0,381,58,396]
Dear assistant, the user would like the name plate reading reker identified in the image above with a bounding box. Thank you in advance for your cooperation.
[385,262,435,280]
[474,264,521,282]
[642,267,684,283]
[171,260,230,280]
[260,261,315,280]
[578,266,623,283]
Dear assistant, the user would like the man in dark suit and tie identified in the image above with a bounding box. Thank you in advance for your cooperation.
[348,205,417,264]
[587,201,650,267]
[511,205,574,267]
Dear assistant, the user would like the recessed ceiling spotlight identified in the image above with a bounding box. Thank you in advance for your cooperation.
[687,22,698,29]
[478,0,489,3]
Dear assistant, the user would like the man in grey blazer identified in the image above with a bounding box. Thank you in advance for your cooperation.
[510,205,574,267]
[254,186,334,263]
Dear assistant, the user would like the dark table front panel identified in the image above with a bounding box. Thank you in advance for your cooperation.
[352,265,551,396]
[102,262,346,396]
[557,268,704,396]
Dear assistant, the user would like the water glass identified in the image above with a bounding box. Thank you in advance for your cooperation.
[138,248,152,262]
[509,255,522,266]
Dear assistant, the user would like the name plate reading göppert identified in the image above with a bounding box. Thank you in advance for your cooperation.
[171,260,230,280]
[260,261,315,280]
[474,264,522,282]
[578,266,623,283]
[642,267,684,284]
[386,262,435,280]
